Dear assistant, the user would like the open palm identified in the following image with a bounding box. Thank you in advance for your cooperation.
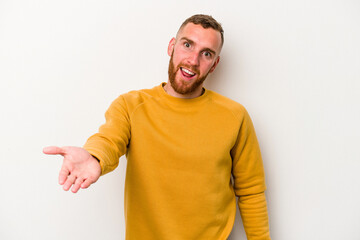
[43,146,101,193]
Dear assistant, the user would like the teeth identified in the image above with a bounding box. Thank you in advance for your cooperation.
[181,68,195,76]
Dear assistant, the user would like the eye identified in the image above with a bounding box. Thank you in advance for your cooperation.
[184,42,191,48]
[203,51,212,58]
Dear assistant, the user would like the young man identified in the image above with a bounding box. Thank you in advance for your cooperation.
[44,14,271,240]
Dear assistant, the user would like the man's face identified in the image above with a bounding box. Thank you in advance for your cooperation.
[167,23,222,97]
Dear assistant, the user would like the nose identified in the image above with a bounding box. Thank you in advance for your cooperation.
[186,52,200,66]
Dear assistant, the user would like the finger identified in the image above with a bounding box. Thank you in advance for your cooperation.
[81,178,93,189]
[63,174,76,191]
[71,178,84,193]
[43,146,65,156]
[59,166,70,185]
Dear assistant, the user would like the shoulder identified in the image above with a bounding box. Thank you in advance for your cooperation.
[107,85,160,114]
[114,85,159,105]
[207,90,249,121]
[122,85,159,102]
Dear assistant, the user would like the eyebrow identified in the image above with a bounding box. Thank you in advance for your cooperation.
[180,37,217,56]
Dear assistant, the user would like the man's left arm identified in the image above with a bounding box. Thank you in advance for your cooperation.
[231,108,271,240]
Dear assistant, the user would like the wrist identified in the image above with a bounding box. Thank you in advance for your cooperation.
[91,155,100,163]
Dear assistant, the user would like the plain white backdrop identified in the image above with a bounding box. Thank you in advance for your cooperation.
[1,0,359,239]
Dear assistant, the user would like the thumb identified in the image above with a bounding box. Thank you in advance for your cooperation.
[43,146,66,156]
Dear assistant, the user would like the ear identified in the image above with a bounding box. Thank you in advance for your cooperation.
[209,56,220,73]
[167,37,176,56]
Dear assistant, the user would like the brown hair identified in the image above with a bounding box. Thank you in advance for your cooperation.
[178,14,224,47]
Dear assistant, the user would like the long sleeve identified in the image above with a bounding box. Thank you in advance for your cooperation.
[84,95,131,175]
[231,109,271,239]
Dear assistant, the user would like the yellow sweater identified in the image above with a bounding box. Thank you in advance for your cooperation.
[84,83,270,240]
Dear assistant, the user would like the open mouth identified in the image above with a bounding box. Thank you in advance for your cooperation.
[180,67,196,79]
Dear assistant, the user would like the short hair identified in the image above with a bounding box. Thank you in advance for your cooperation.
[178,14,224,48]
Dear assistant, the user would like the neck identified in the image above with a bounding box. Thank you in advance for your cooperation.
[163,82,204,99]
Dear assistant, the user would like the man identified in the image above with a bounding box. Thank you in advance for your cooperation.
[44,14,271,240]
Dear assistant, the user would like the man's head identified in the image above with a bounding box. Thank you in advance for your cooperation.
[165,14,224,98]
[178,14,224,49]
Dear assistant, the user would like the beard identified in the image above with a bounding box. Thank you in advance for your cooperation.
[168,53,209,95]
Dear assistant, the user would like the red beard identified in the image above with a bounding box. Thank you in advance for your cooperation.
[168,53,209,95]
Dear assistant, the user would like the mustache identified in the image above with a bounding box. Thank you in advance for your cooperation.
[176,64,200,75]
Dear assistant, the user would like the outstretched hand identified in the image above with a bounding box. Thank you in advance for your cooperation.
[43,146,101,193]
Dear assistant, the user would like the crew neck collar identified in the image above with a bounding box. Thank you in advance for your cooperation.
[157,82,210,108]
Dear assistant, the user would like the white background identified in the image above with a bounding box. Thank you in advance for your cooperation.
[1,0,359,239]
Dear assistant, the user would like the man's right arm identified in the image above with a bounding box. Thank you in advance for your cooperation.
[43,146,101,193]
[44,94,132,192]
[83,95,131,175]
